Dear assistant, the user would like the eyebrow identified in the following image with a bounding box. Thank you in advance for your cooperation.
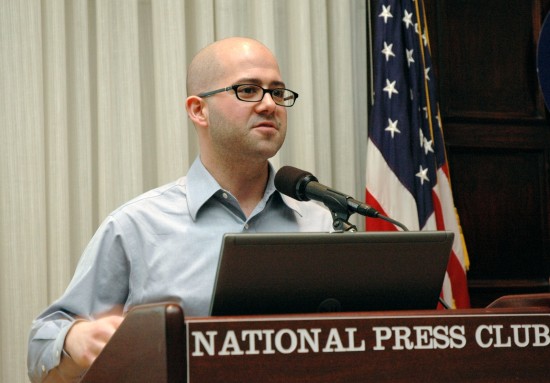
[233,78,286,88]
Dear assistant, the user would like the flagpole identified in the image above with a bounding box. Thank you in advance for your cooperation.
[367,0,374,107]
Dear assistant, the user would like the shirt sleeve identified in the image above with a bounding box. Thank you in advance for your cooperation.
[27,315,86,383]
[27,216,131,382]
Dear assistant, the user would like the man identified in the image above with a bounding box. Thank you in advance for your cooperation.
[27,37,333,382]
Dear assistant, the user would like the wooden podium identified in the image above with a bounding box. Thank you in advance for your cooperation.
[79,294,550,383]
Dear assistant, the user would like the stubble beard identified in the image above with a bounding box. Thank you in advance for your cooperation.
[208,109,286,163]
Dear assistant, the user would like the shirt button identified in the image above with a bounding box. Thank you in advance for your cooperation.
[42,365,46,372]
[244,223,249,230]
[56,350,60,358]
[222,192,228,199]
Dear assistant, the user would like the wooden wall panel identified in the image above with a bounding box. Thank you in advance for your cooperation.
[424,0,550,307]
[448,148,547,279]
[436,0,545,120]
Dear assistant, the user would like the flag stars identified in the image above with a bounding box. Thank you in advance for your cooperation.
[382,42,396,61]
[383,79,398,99]
[379,5,393,23]
[416,165,430,185]
[385,118,401,138]
[403,10,414,29]
[419,129,434,154]
[425,67,431,81]
[406,49,415,67]
[423,138,434,155]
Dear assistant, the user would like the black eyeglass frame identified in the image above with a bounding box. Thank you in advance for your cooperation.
[196,84,299,107]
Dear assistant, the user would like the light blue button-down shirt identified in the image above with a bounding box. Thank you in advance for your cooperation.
[27,157,333,382]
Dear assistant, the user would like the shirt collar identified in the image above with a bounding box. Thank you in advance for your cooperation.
[186,157,305,220]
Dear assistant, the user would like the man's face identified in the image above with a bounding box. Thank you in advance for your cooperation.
[204,43,288,163]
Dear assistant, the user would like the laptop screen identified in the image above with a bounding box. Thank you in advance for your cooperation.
[210,231,453,316]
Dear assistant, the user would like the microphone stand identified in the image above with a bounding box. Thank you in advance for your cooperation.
[319,191,358,232]
[332,212,358,232]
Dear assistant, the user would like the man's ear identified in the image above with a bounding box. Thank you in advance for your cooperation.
[186,96,208,128]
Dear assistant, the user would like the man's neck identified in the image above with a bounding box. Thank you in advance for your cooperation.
[202,156,270,218]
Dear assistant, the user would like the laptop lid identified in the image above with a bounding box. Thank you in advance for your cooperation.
[209,231,454,316]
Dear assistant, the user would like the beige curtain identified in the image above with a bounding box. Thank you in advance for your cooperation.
[0,0,368,381]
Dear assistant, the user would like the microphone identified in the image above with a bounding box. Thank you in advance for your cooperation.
[275,166,409,231]
[274,166,380,218]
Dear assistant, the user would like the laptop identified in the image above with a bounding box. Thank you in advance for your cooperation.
[209,231,454,316]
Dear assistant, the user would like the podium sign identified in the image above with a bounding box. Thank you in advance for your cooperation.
[187,310,550,382]
[77,298,550,383]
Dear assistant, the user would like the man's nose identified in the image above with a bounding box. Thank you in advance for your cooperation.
[256,92,277,112]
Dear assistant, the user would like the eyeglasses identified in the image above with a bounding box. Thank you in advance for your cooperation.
[197,84,299,107]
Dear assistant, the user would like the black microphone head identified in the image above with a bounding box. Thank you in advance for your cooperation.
[274,165,318,201]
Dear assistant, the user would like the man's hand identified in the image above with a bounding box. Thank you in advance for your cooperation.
[64,315,124,368]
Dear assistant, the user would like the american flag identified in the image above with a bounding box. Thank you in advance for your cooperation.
[366,0,470,308]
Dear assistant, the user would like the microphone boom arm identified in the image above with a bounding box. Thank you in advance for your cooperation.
[303,186,357,232]
[309,186,409,232]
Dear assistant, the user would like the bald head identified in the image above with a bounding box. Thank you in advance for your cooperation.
[186,37,280,96]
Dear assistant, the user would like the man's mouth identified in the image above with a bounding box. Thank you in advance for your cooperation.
[254,121,278,129]
[252,121,280,135]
